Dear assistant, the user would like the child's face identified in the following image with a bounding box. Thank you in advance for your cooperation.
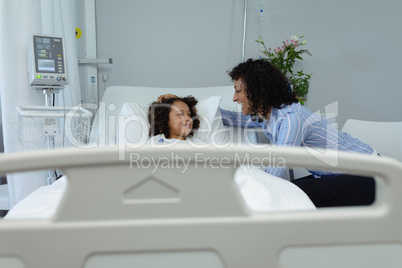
[168,101,193,140]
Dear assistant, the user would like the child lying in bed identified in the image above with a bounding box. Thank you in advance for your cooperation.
[147,96,205,144]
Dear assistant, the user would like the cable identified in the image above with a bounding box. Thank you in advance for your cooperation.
[66,78,85,145]
[62,88,66,148]
[54,169,63,180]
[66,78,80,107]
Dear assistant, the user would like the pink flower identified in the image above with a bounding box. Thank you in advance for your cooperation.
[290,35,299,42]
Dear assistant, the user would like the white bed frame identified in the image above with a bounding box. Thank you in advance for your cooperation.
[0,146,402,267]
[1,86,402,267]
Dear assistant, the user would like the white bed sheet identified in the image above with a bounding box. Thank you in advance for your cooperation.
[5,176,68,220]
[4,168,315,220]
[235,166,316,212]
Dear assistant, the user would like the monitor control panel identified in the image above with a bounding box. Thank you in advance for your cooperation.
[28,34,68,88]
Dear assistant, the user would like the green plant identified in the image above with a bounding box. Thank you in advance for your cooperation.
[256,35,312,104]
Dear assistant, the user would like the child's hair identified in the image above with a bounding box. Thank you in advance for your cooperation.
[148,96,200,138]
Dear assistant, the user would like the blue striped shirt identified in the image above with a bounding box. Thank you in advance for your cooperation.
[220,103,374,178]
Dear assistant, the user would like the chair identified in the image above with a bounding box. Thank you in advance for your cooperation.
[342,119,402,162]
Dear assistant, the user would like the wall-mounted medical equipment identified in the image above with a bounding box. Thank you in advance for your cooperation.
[78,57,113,107]
[78,58,113,64]
[28,34,68,89]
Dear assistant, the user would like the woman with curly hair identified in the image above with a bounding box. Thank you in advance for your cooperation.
[159,59,376,207]
[158,59,376,207]
[148,96,203,144]
[220,58,376,207]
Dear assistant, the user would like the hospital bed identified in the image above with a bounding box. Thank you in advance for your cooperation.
[0,146,402,267]
[1,86,402,267]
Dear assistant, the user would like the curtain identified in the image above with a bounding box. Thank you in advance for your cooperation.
[0,0,81,207]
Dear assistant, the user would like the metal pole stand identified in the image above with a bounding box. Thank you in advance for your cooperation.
[43,88,60,185]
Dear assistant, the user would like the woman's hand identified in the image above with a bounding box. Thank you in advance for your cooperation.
[157,94,178,103]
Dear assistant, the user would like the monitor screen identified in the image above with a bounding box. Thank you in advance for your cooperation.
[38,59,56,72]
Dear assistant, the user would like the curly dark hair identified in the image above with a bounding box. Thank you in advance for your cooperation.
[148,96,200,138]
[228,58,298,118]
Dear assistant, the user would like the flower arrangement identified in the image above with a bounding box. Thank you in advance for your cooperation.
[256,34,312,104]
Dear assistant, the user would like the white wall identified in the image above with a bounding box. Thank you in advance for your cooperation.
[82,0,402,128]
[95,0,244,90]
[261,0,402,127]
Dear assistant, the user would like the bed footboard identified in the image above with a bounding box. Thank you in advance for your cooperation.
[0,145,401,268]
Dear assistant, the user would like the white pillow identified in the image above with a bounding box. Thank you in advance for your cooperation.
[194,96,229,145]
[234,166,316,212]
[118,103,149,147]
[118,96,230,146]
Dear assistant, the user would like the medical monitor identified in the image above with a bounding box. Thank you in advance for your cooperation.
[28,34,68,88]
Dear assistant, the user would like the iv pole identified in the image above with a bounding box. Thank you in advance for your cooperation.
[242,0,248,62]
